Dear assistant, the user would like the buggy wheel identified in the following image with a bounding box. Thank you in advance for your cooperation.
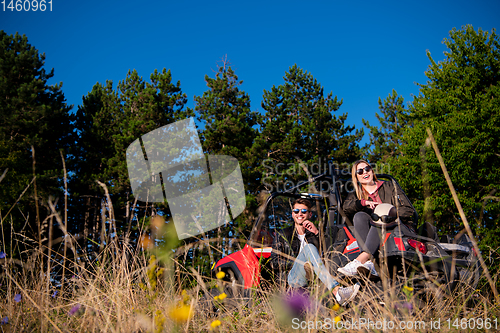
[198,272,243,315]
[216,268,249,312]
[453,261,482,306]
[407,261,458,309]
[198,268,244,315]
[198,288,221,316]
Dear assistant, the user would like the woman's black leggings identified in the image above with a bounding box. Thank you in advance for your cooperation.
[352,212,381,255]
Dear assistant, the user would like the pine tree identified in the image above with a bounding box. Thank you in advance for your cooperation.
[254,65,363,193]
[72,68,191,250]
[194,58,259,186]
[0,31,72,247]
[362,89,411,163]
[193,58,261,251]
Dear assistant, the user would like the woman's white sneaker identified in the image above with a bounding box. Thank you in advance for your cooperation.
[357,260,379,278]
[337,259,362,276]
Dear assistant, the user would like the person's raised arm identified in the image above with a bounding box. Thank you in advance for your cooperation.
[343,191,364,217]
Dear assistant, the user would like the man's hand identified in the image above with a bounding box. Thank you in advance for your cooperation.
[302,220,319,235]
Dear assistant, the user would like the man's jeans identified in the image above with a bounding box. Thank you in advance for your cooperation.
[287,244,339,290]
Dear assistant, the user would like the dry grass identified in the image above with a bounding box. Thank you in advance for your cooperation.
[1,225,499,333]
[0,174,498,332]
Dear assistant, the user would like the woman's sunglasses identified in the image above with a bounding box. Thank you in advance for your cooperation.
[356,165,372,175]
[292,208,309,214]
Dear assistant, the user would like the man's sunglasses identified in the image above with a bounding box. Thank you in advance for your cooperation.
[292,208,309,214]
[356,165,372,175]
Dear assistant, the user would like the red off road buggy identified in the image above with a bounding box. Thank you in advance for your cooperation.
[211,168,481,303]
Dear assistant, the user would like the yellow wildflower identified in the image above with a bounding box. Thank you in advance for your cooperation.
[332,303,340,311]
[214,292,227,301]
[216,271,225,279]
[210,319,222,329]
[334,316,341,323]
[168,304,193,323]
[403,285,414,292]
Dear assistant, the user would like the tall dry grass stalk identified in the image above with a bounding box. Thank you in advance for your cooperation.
[426,128,499,303]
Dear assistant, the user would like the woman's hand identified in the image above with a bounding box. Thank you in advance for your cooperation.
[366,201,379,210]
[302,221,319,235]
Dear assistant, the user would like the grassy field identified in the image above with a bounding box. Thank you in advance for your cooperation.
[1,226,498,333]
[1,180,498,333]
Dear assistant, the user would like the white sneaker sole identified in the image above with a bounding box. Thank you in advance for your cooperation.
[357,266,379,280]
[337,267,359,277]
[340,284,360,306]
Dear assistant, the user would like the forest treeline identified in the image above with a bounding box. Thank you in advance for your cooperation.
[1,25,499,279]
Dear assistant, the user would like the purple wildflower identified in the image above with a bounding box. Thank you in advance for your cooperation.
[285,289,313,316]
[68,304,81,316]
[0,252,6,259]
[395,302,413,313]
[51,290,58,298]
[0,317,8,325]
[14,294,22,303]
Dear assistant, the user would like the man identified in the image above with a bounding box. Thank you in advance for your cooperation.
[271,198,359,306]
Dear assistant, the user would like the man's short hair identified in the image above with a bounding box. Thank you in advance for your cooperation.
[293,198,312,209]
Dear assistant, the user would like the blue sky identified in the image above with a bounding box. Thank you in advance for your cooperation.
[1,0,499,145]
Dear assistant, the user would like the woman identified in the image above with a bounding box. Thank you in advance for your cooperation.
[337,160,416,277]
